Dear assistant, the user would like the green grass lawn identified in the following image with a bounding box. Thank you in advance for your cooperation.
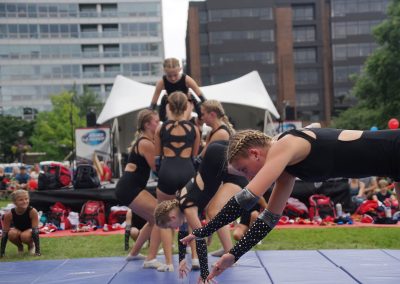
[0,197,12,208]
[1,197,400,262]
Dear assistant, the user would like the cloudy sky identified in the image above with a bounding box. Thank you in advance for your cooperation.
[162,0,192,60]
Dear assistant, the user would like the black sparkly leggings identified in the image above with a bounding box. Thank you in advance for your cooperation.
[192,196,244,238]
[229,218,272,262]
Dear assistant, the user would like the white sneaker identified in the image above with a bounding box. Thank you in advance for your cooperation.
[157,263,174,272]
[143,258,163,269]
[191,258,200,270]
[126,253,146,261]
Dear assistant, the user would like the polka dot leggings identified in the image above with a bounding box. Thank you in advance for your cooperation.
[192,196,244,238]
[196,238,209,281]
[229,218,272,262]
[178,230,189,262]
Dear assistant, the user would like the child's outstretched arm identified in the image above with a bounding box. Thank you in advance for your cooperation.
[186,76,206,102]
[150,80,164,109]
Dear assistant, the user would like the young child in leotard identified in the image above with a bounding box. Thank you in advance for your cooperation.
[1,189,41,257]
[150,58,206,121]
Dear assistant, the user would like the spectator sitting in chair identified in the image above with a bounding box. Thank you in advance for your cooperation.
[373,179,397,204]
[100,161,112,182]
[0,166,7,189]
[15,166,30,190]
[93,155,112,183]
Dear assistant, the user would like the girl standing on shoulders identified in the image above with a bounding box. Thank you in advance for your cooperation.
[150,58,206,121]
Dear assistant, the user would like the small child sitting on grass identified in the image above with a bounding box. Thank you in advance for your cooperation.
[1,189,41,257]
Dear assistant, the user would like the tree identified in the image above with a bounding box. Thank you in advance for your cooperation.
[73,86,104,122]
[0,116,34,162]
[30,91,85,161]
[332,0,400,130]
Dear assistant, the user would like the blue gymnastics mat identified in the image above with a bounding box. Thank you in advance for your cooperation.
[1,250,400,284]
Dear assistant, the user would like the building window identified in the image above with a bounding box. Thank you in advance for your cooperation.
[296,91,319,106]
[209,29,274,44]
[333,65,363,82]
[260,73,276,86]
[333,87,357,105]
[332,20,381,39]
[104,64,120,72]
[295,69,318,85]
[83,65,100,78]
[103,44,119,57]
[101,4,117,17]
[85,85,101,94]
[293,26,316,42]
[209,8,273,22]
[333,43,378,60]
[118,3,160,17]
[81,24,97,32]
[210,51,274,66]
[294,47,317,64]
[292,4,315,21]
[103,24,118,32]
[296,110,321,121]
[331,0,390,17]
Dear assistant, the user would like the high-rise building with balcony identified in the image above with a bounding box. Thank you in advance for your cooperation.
[0,0,164,115]
[186,0,390,124]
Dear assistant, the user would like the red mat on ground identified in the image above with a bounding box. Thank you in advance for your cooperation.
[40,228,124,238]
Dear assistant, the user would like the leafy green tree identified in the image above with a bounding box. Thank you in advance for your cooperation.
[332,0,400,130]
[30,91,85,161]
[0,116,34,162]
[73,86,104,122]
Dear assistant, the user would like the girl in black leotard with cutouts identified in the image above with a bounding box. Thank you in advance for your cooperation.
[154,91,200,272]
[154,140,248,283]
[115,109,162,268]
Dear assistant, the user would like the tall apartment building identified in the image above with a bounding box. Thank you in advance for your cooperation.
[0,0,164,116]
[186,0,390,124]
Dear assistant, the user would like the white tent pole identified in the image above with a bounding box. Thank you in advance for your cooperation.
[111,118,123,178]
[263,111,276,136]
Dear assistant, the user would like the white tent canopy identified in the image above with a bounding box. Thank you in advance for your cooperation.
[97,70,280,125]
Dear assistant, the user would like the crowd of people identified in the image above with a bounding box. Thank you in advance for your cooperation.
[0,164,40,193]
[1,57,400,284]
